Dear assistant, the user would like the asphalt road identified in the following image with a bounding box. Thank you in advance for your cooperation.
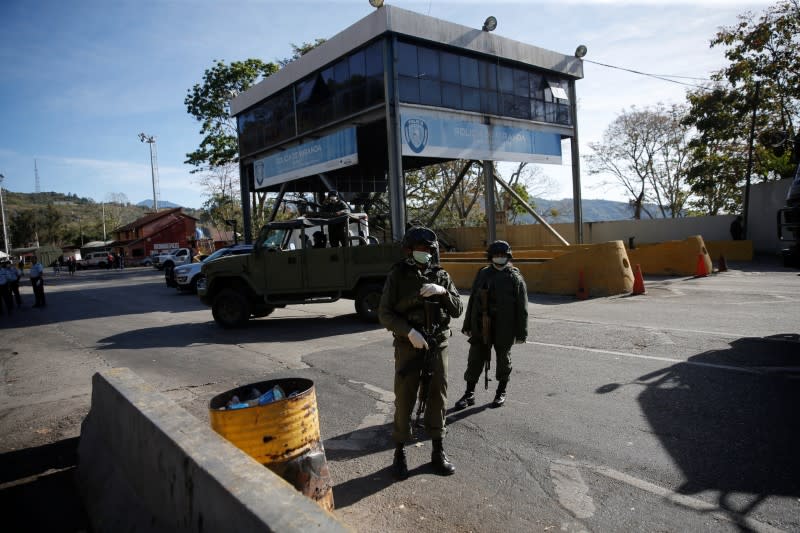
[0,261,798,532]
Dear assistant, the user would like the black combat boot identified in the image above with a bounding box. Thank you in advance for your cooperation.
[393,443,409,480]
[492,381,507,408]
[431,439,455,475]
[454,382,477,410]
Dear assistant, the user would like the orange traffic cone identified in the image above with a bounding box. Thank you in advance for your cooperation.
[631,264,645,295]
[576,269,588,300]
[695,254,709,277]
[717,254,728,272]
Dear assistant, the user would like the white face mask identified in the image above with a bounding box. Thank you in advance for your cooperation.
[492,256,508,266]
[412,251,432,264]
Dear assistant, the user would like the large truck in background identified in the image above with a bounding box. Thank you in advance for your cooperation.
[777,164,800,268]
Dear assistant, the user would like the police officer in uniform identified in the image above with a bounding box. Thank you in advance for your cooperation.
[378,227,463,479]
[0,260,12,315]
[455,240,528,409]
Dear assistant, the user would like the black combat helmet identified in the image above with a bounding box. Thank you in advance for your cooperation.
[486,240,512,261]
[402,226,438,249]
[402,226,439,265]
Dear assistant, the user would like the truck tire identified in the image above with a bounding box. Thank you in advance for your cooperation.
[212,288,251,329]
[354,282,383,323]
[188,274,202,294]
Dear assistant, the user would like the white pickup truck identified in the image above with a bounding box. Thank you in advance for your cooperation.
[153,248,193,271]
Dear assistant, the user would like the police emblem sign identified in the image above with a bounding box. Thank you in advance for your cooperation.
[403,118,429,153]
[399,106,562,165]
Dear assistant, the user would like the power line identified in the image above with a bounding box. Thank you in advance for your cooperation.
[584,58,713,90]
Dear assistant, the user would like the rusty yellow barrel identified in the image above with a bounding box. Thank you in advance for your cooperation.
[209,378,334,511]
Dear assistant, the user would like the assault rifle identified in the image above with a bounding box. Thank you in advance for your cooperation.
[395,299,441,427]
[479,287,492,390]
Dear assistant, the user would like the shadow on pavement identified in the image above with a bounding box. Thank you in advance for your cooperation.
[596,333,800,530]
[94,314,383,350]
[0,437,89,532]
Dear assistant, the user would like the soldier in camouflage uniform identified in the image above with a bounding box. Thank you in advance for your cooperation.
[455,240,528,409]
[378,227,463,480]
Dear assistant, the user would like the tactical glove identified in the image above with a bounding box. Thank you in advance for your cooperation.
[408,328,429,350]
[419,283,446,297]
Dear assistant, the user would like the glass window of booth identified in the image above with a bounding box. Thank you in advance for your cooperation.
[396,39,572,127]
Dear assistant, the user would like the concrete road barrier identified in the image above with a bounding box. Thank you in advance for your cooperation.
[626,235,713,276]
[76,368,347,533]
[442,241,633,297]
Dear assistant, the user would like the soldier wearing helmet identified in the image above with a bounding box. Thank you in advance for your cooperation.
[378,226,463,480]
[320,190,351,247]
[455,240,528,410]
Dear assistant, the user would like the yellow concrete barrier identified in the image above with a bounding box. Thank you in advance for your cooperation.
[626,235,712,276]
[705,240,753,262]
[442,240,633,297]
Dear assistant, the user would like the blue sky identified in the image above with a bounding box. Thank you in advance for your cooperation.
[0,0,772,208]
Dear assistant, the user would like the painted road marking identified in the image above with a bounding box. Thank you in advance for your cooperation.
[591,465,786,533]
[550,461,596,519]
[527,341,800,376]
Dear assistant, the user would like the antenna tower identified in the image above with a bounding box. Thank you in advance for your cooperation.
[35,159,41,193]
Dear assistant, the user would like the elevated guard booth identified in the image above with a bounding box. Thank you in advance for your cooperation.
[231,5,584,244]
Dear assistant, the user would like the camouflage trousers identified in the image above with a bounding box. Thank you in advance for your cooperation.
[392,340,449,443]
[464,341,513,385]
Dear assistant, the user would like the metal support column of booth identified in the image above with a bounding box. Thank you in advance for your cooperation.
[484,160,497,243]
[241,160,253,244]
[569,79,584,244]
[385,37,406,242]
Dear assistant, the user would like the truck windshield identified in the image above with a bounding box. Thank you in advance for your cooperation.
[258,228,288,249]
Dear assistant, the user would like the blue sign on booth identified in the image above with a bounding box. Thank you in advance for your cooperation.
[399,107,562,164]
[254,127,358,189]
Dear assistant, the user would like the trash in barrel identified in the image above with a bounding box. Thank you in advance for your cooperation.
[209,378,334,511]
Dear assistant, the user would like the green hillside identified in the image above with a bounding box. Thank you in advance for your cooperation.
[1,190,203,249]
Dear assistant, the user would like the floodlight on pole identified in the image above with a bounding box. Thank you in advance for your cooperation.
[369,0,384,7]
[482,16,497,32]
[138,133,161,212]
[574,45,588,58]
[0,174,9,254]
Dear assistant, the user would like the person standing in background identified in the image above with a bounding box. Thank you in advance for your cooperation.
[29,256,46,308]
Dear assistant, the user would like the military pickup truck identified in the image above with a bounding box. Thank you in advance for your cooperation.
[197,213,403,328]
[197,214,403,328]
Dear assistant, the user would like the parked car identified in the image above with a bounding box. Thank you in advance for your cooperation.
[77,251,111,269]
[168,244,253,293]
[153,248,193,271]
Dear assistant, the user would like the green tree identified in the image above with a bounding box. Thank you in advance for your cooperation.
[587,104,690,219]
[406,160,484,229]
[185,59,279,171]
[185,41,325,236]
[684,0,800,213]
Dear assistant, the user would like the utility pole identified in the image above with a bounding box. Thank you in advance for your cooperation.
[0,174,10,254]
[34,159,41,194]
[138,133,161,212]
